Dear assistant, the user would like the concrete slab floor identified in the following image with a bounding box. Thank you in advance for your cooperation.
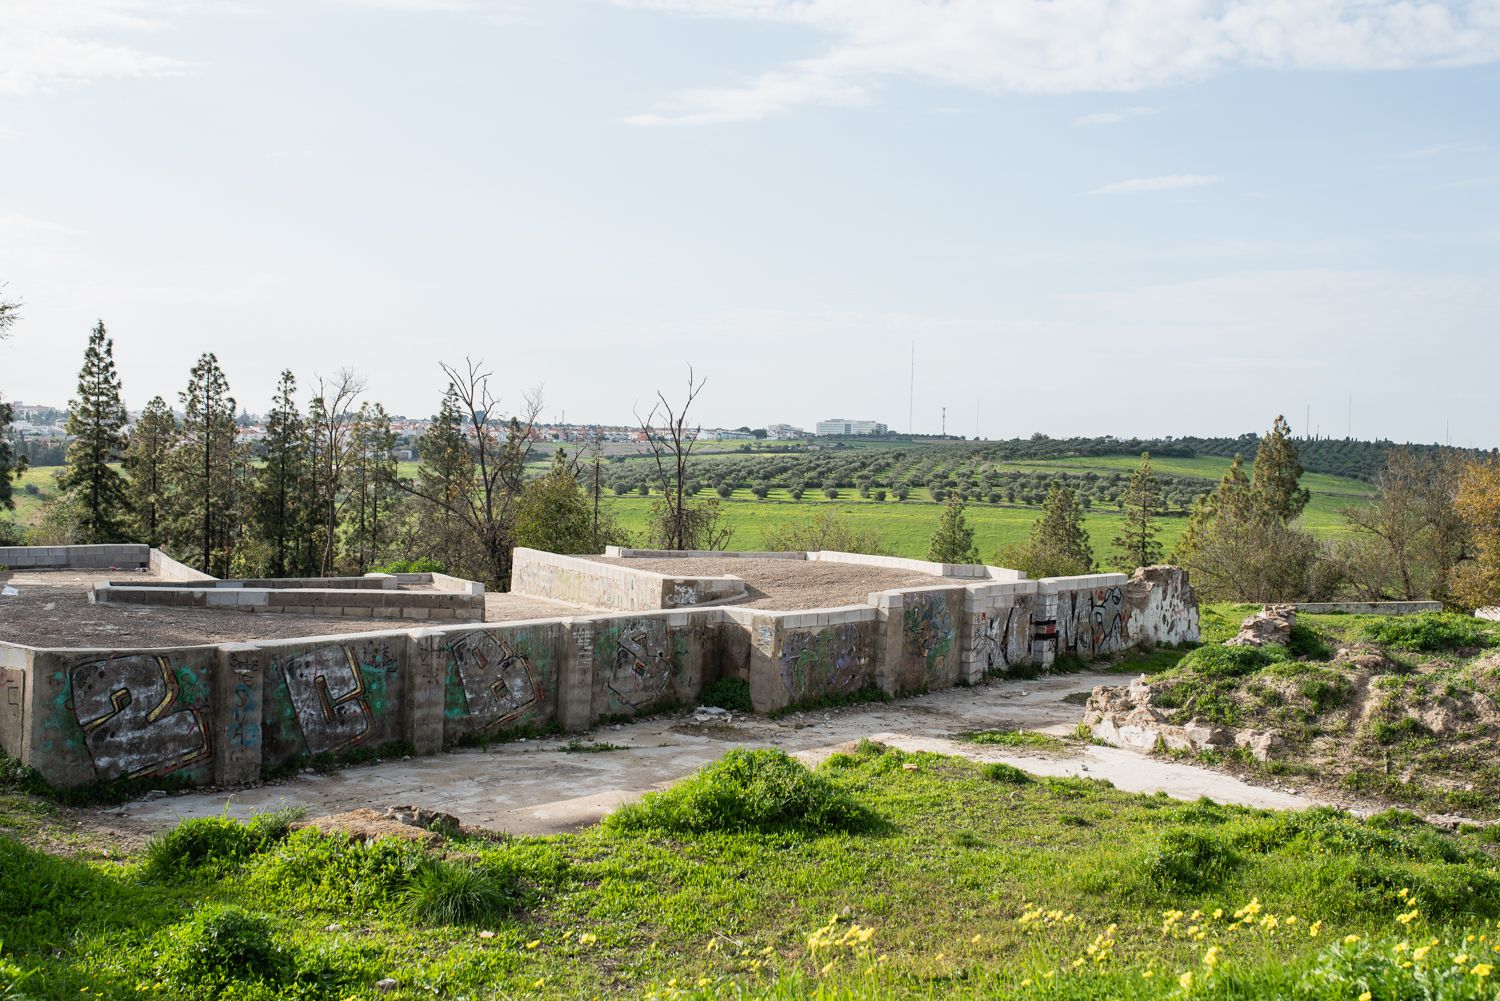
[109,672,1320,836]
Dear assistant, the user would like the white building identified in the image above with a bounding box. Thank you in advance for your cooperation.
[765,423,805,440]
[815,418,889,436]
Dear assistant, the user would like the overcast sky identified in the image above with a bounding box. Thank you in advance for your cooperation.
[2,1,1498,444]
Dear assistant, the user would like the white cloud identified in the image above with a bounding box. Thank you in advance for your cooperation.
[0,1,199,96]
[1088,174,1222,195]
[616,0,1500,125]
[1396,142,1489,158]
[1075,106,1159,126]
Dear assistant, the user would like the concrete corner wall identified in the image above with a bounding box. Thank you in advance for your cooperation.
[511,548,745,610]
[149,548,216,582]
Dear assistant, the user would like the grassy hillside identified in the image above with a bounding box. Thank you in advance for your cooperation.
[2,736,1497,999]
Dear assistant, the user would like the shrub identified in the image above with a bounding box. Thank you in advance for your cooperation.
[1361,613,1495,652]
[699,677,752,713]
[155,904,283,989]
[981,762,1032,785]
[604,749,880,836]
[245,829,427,915]
[1175,644,1286,679]
[143,815,289,881]
[1144,828,1242,892]
[400,858,522,925]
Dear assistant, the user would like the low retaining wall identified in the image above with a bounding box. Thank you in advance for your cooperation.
[1,557,1201,790]
[91,575,485,622]
[149,548,216,582]
[511,548,746,610]
[1294,601,1444,615]
[0,544,150,571]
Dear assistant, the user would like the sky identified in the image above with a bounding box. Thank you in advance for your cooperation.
[1,1,1498,445]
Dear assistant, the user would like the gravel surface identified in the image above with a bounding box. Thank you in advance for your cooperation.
[0,570,424,647]
[484,592,600,621]
[584,556,967,610]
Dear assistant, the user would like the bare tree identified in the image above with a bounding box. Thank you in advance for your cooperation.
[308,369,366,575]
[0,283,19,340]
[401,358,541,588]
[637,367,706,550]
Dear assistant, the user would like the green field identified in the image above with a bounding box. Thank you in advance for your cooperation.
[5,453,1373,564]
[595,451,1371,561]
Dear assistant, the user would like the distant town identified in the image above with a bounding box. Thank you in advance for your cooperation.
[4,402,898,464]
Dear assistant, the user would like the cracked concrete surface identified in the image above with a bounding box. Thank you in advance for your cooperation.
[109,672,1322,835]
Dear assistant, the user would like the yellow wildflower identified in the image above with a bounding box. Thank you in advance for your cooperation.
[1473,963,1493,977]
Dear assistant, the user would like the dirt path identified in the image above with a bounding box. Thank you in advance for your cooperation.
[109,672,1332,837]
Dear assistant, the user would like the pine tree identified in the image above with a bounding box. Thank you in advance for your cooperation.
[1111,451,1163,570]
[254,371,307,578]
[0,286,21,515]
[927,493,979,563]
[411,385,475,573]
[341,401,402,573]
[124,396,176,546]
[58,320,131,542]
[998,484,1093,578]
[1250,415,1310,522]
[1175,453,1251,563]
[166,353,243,574]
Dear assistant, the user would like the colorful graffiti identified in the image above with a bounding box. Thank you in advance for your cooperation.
[447,631,545,730]
[597,619,676,711]
[70,654,212,780]
[780,624,870,701]
[1033,587,1129,661]
[279,645,373,755]
[900,592,954,691]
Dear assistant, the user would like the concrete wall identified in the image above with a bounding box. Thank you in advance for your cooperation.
[511,548,746,611]
[3,560,1201,789]
[149,548,216,582]
[1294,601,1444,615]
[0,544,150,571]
[91,578,485,621]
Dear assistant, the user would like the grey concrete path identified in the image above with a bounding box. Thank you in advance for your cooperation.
[110,671,1325,835]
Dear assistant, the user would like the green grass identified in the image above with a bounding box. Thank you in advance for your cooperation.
[4,741,1499,999]
[962,729,1069,751]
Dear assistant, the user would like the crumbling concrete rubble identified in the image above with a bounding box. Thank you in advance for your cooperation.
[1084,676,1283,762]
[1226,604,1296,647]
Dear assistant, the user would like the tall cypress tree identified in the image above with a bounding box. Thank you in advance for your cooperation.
[342,401,401,574]
[124,396,176,547]
[254,370,307,578]
[411,385,474,574]
[59,321,130,542]
[1111,451,1163,570]
[167,353,241,574]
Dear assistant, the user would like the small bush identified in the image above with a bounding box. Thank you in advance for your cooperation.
[1361,613,1495,652]
[981,762,1032,785]
[400,858,522,925]
[1176,644,1285,678]
[156,904,284,989]
[965,729,1065,750]
[604,749,881,836]
[699,676,753,713]
[1144,828,1242,892]
[143,816,273,880]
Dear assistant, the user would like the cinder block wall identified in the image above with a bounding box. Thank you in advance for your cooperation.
[0,544,151,571]
[3,566,1200,789]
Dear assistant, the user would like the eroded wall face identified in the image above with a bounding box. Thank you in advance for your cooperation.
[262,636,405,769]
[589,615,705,719]
[442,624,565,741]
[895,590,964,694]
[777,620,878,707]
[25,648,220,786]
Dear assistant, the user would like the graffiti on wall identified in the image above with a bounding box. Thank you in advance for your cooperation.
[447,631,545,731]
[70,655,212,780]
[279,645,373,755]
[780,624,869,701]
[975,596,1034,674]
[1090,587,1126,654]
[1032,587,1129,661]
[900,592,954,691]
[597,619,676,710]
